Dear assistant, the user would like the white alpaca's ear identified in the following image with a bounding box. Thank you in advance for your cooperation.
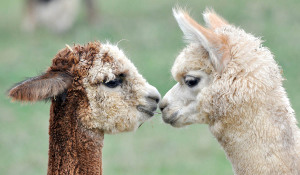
[203,8,229,30]
[173,8,230,73]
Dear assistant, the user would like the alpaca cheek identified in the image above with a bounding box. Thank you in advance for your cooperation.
[88,90,139,133]
[115,110,139,132]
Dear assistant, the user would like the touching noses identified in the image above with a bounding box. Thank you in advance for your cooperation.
[159,99,168,112]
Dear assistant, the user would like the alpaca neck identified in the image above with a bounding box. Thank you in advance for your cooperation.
[47,93,104,175]
[210,111,300,175]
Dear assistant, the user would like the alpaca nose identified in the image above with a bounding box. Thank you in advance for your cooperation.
[159,101,168,112]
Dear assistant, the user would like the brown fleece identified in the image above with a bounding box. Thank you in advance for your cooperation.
[9,42,104,175]
[8,42,101,102]
[48,42,103,174]
[48,90,103,175]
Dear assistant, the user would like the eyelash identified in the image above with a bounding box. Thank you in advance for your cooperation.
[103,74,126,88]
[103,78,123,88]
[184,76,200,88]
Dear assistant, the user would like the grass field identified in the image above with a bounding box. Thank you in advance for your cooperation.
[1,0,300,174]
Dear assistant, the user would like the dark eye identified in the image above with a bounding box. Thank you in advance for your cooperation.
[184,76,200,88]
[103,78,123,88]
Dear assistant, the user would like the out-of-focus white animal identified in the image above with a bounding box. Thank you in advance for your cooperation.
[22,0,98,33]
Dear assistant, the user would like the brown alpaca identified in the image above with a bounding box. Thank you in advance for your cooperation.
[9,41,160,174]
[160,8,300,175]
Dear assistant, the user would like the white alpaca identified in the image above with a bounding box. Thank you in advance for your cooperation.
[160,8,300,175]
[9,41,160,174]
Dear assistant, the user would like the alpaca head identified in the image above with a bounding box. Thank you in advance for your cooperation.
[9,41,160,134]
[160,8,279,128]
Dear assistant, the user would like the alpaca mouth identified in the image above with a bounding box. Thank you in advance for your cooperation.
[163,111,179,125]
[137,105,155,116]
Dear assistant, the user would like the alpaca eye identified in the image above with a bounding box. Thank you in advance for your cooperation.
[103,78,123,88]
[184,76,200,88]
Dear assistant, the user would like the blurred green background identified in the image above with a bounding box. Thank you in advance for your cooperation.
[1,0,300,174]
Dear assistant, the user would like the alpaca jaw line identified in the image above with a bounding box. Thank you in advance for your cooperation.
[137,105,155,116]
[162,111,179,126]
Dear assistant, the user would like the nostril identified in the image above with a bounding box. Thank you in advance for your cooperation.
[159,106,165,112]
[159,103,167,112]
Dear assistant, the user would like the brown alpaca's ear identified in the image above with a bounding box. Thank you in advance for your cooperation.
[8,71,73,102]
[203,8,229,30]
[173,8,231,73]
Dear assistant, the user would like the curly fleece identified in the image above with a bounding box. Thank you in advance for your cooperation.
[9,41,155,175]
[171,9,300,175]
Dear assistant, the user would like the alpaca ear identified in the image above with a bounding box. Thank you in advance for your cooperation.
[173,8,230,73]
[8,71,73,102]
[203,8,229,30]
